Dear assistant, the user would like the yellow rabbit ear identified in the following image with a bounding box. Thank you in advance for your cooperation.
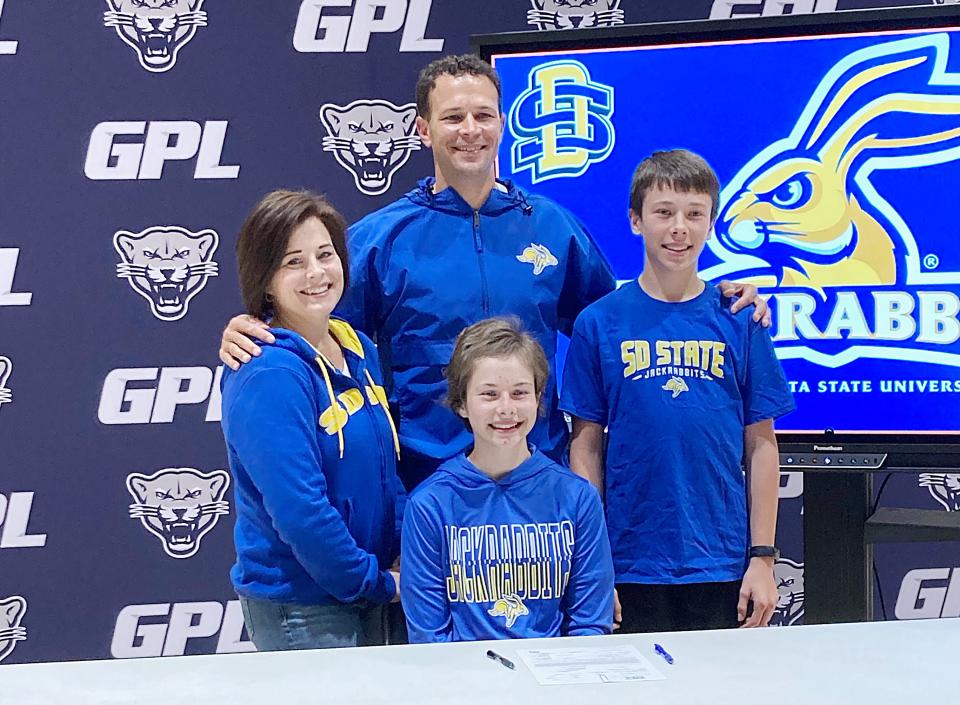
[805,55,926,151]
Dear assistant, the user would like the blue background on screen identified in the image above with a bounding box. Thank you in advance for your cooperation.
[494,29,960,433]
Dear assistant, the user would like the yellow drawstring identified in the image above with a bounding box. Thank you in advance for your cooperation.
[314,353,345,459]
[365,368,400,459]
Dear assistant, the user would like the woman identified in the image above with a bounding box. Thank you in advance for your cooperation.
[221,189,402,650]
[400,317,614,642]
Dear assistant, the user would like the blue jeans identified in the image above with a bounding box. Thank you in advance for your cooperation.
[239,595,388,651]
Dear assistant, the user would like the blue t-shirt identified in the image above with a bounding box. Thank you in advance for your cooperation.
[560,281,795,585]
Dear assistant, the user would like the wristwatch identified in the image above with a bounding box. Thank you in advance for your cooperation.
[748,545,780,560]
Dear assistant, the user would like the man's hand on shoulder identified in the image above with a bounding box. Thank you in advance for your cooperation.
[717,280,772,328]
[220,314,275,370]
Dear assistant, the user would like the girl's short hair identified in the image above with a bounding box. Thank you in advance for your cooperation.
[445,317,549,427]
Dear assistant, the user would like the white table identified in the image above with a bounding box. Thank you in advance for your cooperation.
[2,619,956,705]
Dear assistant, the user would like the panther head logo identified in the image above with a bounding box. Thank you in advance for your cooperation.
[486,593,529,628]
[127,468,230,559]
[771,557,804,627]
[0,596,27,663]
[919,473,960,511]
[0,356,12,409]
[527,0,625,30]
[516,243,559,275]
[103,0,207,73]
[114,226,219,322]
[320,100,421,196]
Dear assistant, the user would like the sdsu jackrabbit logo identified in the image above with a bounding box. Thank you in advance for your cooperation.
[127,468,229,558]
[320,100,421,196]
[526,1,624,30]
[703,34,960,369]
[103,1,207,73]
[0,596,27,663]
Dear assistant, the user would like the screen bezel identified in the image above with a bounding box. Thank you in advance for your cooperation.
[475,5,960,454]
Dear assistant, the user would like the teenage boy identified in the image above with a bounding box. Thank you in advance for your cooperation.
[219,57,771,495]
[560,149,795,632]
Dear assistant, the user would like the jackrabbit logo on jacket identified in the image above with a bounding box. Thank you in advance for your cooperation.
[114,226,219,321]
[702,34,960,370]
[127,468,229,558]
[320,100,421,196]
[509,60,615,183]
[103,0,207,73]
[526,0,624,30]
[0,596,26,663]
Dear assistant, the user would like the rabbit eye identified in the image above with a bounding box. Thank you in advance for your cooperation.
[766,173,812,209]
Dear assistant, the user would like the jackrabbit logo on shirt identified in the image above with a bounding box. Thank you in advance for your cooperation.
[103,0,207,73]
[0,596,27,663]
[127,468,230,559]
[702,34,960,370]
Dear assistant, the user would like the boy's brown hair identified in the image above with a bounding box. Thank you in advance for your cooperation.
[629,149,721,222]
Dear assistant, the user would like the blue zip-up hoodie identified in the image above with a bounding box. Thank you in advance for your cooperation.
[338,178,615,489]
[220,320,402,606]
[401,448,614,643]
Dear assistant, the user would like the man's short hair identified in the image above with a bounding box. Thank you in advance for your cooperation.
[235,189,349,321]
[415,54,502,119]
[445,317,549,430]
[629,149,721,222]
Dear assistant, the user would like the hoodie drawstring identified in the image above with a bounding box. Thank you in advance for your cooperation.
[364,368,401,460]
[314,353,345,459]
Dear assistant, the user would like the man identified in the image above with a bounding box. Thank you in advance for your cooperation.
[220,54,768,491]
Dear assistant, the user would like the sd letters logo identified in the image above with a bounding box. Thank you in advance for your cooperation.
[127,468,229,559]
[103,0,207,72]
[114,226,219,321]
[0,356,11,410]
[771,557,804,626]
[527,0,624,30]
[918,472,960,511]
[0,596,27,663]
[702,34,960,371]
[509,60,615,183]
[320,100,421,196]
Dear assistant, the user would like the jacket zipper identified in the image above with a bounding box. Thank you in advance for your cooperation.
[473,209,489,315]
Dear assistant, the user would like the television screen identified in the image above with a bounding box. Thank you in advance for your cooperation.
[482,7,960,440]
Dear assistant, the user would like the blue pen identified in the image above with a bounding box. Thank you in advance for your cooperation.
[654,643,674,665]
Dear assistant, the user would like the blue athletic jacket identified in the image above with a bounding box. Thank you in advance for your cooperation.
[220,321,403,606]
[338,178,615,489]
[401,449,614,642]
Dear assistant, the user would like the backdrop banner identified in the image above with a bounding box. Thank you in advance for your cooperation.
[0,0,954,664]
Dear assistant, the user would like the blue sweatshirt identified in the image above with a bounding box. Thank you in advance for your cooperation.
[220,320,403,606]
[338,178,615,489]
[401,448,614,643]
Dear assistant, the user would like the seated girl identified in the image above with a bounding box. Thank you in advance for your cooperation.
[401,317,614,642]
